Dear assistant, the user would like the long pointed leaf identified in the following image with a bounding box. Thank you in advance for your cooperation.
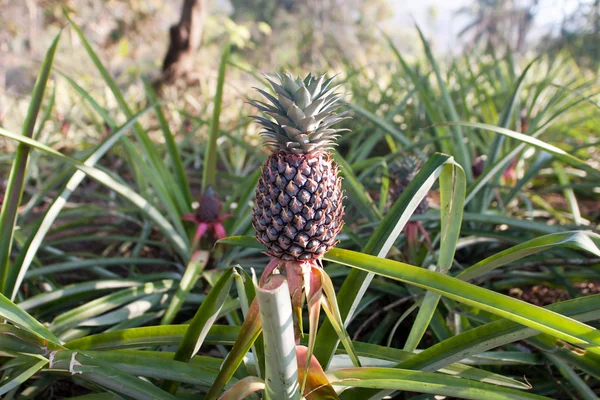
[0,32,61,295]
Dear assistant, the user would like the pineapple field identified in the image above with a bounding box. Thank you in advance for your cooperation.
[1,2,600,399]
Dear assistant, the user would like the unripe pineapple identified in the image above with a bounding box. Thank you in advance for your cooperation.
[390,155,429,214]
[251,72,347,261]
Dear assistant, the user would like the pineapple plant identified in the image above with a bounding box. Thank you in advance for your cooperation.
[251,72,347,262]
[181,187,231,243]
[247,72,360,378]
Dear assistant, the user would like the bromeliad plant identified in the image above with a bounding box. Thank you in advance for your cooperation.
[209,72,361,399]
[251,72,355,354]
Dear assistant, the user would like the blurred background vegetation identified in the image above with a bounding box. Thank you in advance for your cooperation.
[1,0,598,122]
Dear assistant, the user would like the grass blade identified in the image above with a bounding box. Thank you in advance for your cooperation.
[7,105,156,299]
[161,250,209,325]
[329,367,548,400]
[0,292,61,344]
[457,231,600,281]
[313,154,456,367]
[0,32,61,295]
[162,268,235,394]
[0,127,188,258]
[404,161,466,351]
[143,78,192,207]
[449,121,600,180]
[202,43,230,192]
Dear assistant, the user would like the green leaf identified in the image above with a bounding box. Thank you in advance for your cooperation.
[202,43,230,192]
[449,121,600,180]
[234,266,265,377]
[18,279,144,311]
[0,356,48,396]
[486,59,536,166]
[553,162,583,225]
[415,25,472,181]
[0,127,188,257]
[313,154,458,367]
[0,31,61,295]
[162,268,235,394]
[49,351,177,400]
[545,353,597,400]
[66,12,190,233]
[326,248,600,354]
[457,231,600,281]
[404,160,466,351]
[7,104,157,299]
[480,59,537,211]
[50,280,174,335]
[382,32,450,155]
[83,350,223,389]
[346,103,414,149]
[0,324,61,355]
[161,250,209,325]
[205,300,263,400]
[345,341,530,389]
[530,333,600,380]
[0,292,61,344]
[143,78,193,207]
[344,294,600,399]
[65,324,241,350]
[318,270,361,368]
[329,367,548,400]
[331,151,381,223]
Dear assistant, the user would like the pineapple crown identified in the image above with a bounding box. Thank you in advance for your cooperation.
[250,71,349,155]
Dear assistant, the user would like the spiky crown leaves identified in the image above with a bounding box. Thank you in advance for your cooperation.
[250,72,349,155]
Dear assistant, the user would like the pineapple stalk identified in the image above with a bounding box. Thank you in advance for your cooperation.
[255,275,301,400]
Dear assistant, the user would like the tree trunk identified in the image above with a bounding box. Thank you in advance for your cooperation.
[158,0,207,87]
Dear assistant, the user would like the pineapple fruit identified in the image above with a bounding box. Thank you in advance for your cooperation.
[389,155,429,214]
[251,72,348,261]
[248,72,361,373]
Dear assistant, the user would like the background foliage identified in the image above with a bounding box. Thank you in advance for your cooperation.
[0,0,599,398]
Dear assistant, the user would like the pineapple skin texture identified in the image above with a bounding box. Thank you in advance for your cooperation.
[253,151,344,261]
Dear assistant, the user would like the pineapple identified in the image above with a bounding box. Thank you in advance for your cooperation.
[390,155,429,214]
[181,187,231,242]
[251,72,347,261]
[248,73,361,372]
